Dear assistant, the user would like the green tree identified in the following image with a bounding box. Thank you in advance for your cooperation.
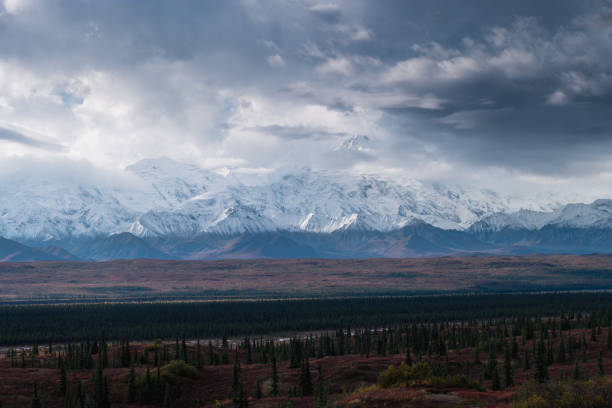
[300,358,313,396]
[491,365,501,391]
[534,341,548,383]
[573,360,580,380]
[164,383,171,408]
[405,347,412,365]
[315,365,327,407]
[127,367,136,403]
[503,347,514,388]
[255,379,262,399]
[271,356,279,396]
[59,362,67,396]
[523,350,530,370]
[558,336,566,363]
[31,382,42,408]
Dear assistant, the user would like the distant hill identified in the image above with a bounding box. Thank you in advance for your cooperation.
[0,237,75,262]
[76,232,172,261]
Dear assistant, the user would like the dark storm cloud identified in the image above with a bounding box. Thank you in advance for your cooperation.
[2,0,612,182]
[372,5,612,175]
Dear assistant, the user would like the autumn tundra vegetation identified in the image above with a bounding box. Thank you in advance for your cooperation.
[0,293,612,406]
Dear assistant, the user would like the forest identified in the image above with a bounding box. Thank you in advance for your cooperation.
[2,293,612,406]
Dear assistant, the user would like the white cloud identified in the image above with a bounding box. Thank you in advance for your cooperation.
[2,0,30,14]
[547,90,568,105]
[316,57,354,76]
[266,54,286,67]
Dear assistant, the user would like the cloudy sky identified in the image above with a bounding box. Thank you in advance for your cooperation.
[1,0,612,196]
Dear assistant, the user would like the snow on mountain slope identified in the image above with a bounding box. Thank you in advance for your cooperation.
[472,199,612,232]
[0,157,591,241]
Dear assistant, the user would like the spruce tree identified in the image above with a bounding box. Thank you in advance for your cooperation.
[208,341,214,365]
[511,337,519,360]
[75,381,84,408]
[491,365,500,391]
[232,360,241,396]
[558,336,566,363]
[573,360,580,380]
[598,351,604,376]
[315,365,327,407]
[405,347,413,365]
[300,358,313,396]
[271,356,279,396]
[164,383,171,408]
[196,339,203,369]
[533,341,548,383]
[31,383,42,408]
[255,379,262,399]
[59,362,67,396]
[503,347,513,388]
[127,367,137,403]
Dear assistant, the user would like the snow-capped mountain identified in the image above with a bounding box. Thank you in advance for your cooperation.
[0,157,601,246]
[471,199,612,232]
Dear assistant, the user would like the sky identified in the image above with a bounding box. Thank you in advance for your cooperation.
[1,0,612,197]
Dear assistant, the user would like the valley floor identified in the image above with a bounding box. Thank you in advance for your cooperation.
[2,255,612,302]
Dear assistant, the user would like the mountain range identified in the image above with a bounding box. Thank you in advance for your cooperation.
[1,157,611,261]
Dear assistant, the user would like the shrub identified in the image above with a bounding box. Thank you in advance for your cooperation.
[160,360,199,384]
[378,362,433,388]
[377,363,482,390]
[511,377,612,408]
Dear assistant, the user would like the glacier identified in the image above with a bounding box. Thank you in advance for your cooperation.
[0,157,603,242]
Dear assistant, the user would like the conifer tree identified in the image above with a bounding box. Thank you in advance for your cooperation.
[558,336,566,363]
[503,347,513,388]
[405,347,413,365]
[511,337,519,360]
[271,356,279,396]
[315,365,327,407]
[573,360,580,380]
[232,360,241,396]
[31,382,42,408]
[60,362,67,396]
[181,336,187,363]
[491,365,500,391]
[127,367,137,403]
[196,339,203,369]
[300,358,313,396]
[533,341,548,383]
[255,379,262,399]
[75,381,84,408]
[164,383,171,408]
[208,341,214,365]
[598,351,604,376]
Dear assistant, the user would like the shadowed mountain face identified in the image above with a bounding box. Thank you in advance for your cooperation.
[86,222,492,260]
[73,233,172,261]
[5,200,612,262]
[0,237,76,262]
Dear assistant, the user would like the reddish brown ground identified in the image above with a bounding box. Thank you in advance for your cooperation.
[1,255,612,302]
[1,328,612,407]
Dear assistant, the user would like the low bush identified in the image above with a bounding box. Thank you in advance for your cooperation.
[511,377,612,408]
[160,360,199,384]
[378,362,482,390]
